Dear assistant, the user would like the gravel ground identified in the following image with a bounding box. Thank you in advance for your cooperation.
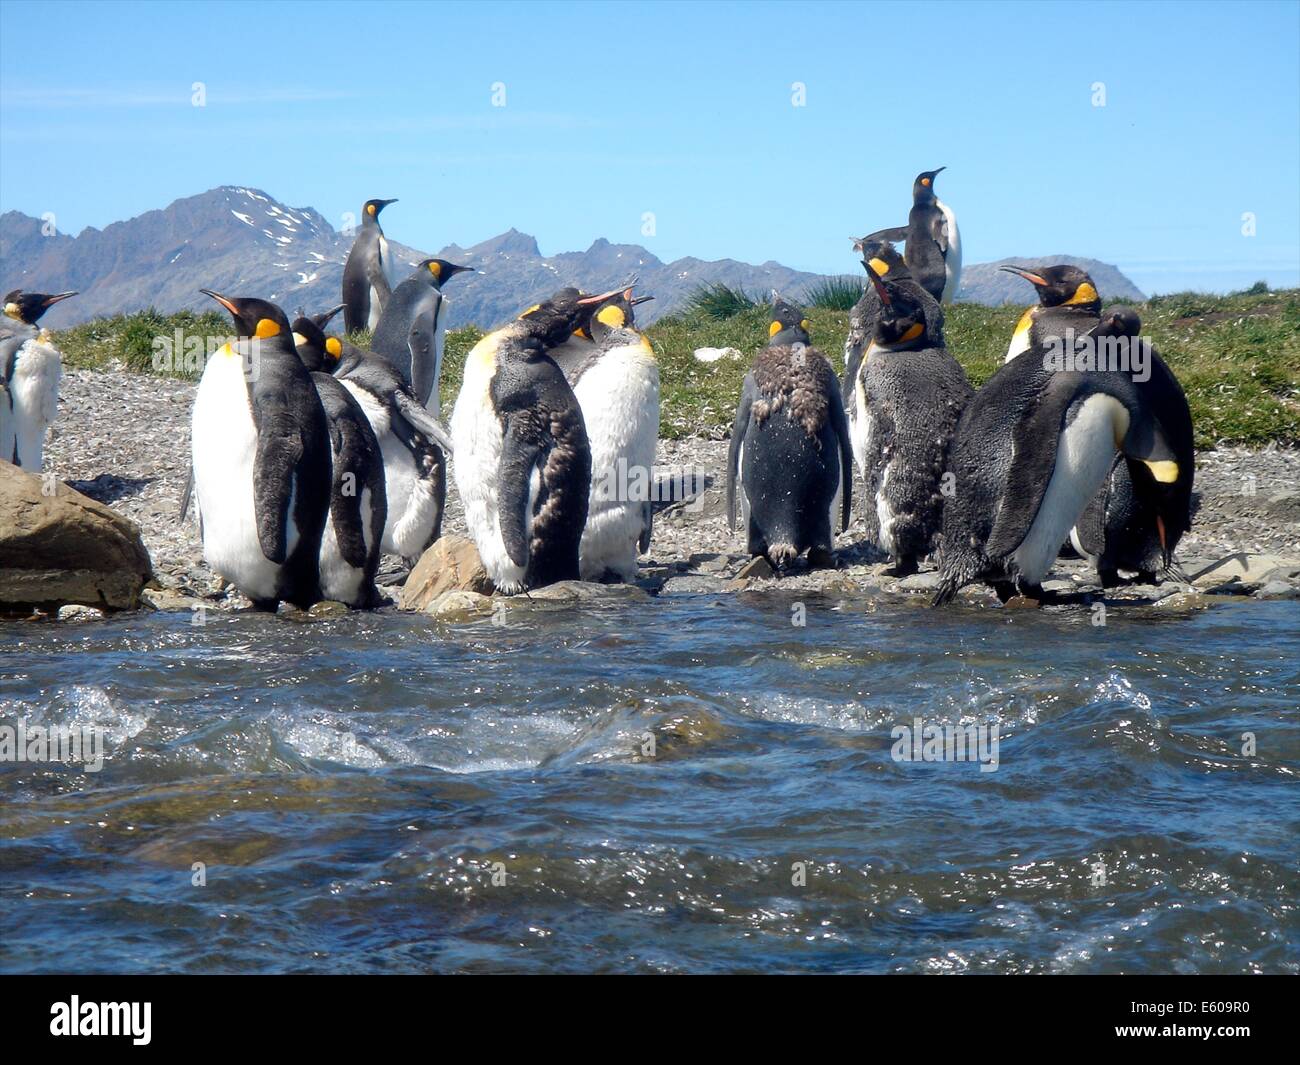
[42,367,1300,604]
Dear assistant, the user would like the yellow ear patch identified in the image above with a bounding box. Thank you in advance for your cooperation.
[325,337,342,357]
[428,261,442,278]
[900,322,924,343]
[768,320,783,337]
[868,257,889,277]
[1144,459,1179,484]
[573,327,587,339]
[921,177,931,187]
[366,204,377,216]
[519,303,542,319]
[596,305,627,329]
[254,318,281,339]
[1066,281,1099,305]
[800,318,811,331]
[3,303,19,320]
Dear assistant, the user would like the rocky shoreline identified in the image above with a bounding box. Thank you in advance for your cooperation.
[36,366,1300,615]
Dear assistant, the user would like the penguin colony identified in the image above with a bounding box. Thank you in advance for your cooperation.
[12,173,1195,611]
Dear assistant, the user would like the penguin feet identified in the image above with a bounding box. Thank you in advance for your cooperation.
[250,598,280,613]
[808,547,836,571]
[885,556,919,578]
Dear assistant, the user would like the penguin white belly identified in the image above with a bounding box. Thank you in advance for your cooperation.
[318,485,376,605]
[850,370,872,476]
[937,199,962,304]
[573,347,660,581]
[876,464,897,556]
[191,348,290,601]
[1010,394,1124,585]
[9,337,62,470]
[450,339,526,591]
[367,285,383,331]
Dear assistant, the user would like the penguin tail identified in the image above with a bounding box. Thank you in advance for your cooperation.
[931,574,961,608]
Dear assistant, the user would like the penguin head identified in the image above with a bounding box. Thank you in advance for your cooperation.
[1000,264,1100,310]
[912,167,945,203]
[851,238,907,282]
[573,283,654,340]
[517,285,625,346]
[3,290,77,325]
[864,266,928,349]
[363,198,397,222]
[767,293,811,347]
[289,313,336,372]
[419,259,475,288]
[201,290,294,345]
[310,304,345,331]
[588,300,654,355]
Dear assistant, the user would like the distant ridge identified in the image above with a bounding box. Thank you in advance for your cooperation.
[0,186,1144,329]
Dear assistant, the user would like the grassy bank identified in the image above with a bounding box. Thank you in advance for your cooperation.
[55,289,1299,450]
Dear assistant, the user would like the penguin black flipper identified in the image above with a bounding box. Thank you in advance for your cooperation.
[930,213,950,255]
[407,299,440,407]
[315,374,382,570]
[250,393,307,565]
[498,414,544,568]
[829,392,853,532]
[639,501,653,554]
[862,226,908,244]
[727,374,757,531]
[392,389,455,456]
[177,468,194,524]
[1074,454,1119,560]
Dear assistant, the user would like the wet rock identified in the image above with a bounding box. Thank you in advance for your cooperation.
[308,600,349,619]
[518,581,650,603]
[427,590,495,620]
[1154,590,1211,611]
[1189,553,1300,592]
[0,460,153,613]
[57,604,105,622]
[897,571,941,592]
[735,556,774,580]
[142,588,206,613]
[1254,579,1300,600]
[1003,595,1041,610]
[661,575,739,595]
[399,534,495,611]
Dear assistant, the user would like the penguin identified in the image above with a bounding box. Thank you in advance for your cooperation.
[841,240,943,477]
[563,294,661,582]
[932,309,1185,605]
[2,290,77,469]
[370,257,475,415]
[855,266,973,575]
[308,370,388,608]
[1000,268,1195,585]
[1000,264,1101,362]
[545,279,652,378]
[193,291,332,610]
[862,168,962,304]
[341,198,398,333]
[449,288,620,593]
[294,314,452,566]
[727,295,853,570]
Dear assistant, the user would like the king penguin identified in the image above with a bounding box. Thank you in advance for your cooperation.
[727,295,852,570]
[862,168,962,304]
[563,291,661,582]
[450,288,619,592]
[294,314,453,566]
[933,309,1185,605]
[370,257,475,415]
[855,266,972,575]
[342,198,398,333]
[1000,264,1101,362]
[2,289,77,469]
[193,291,332,610]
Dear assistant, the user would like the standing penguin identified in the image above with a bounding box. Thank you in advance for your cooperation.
[295,314,452,565]
[1000,264,1101,362]
[450,288,618,592]
[862,168,962,304]
[564,293,660,582]
[727,296,853,570]
[933,309,1185,605]
[193,291,332,610]
[341,198,398,333]
[370,257,475,415]
[2,290,77,469]
[855,267,972,575]
[841,240,943,477]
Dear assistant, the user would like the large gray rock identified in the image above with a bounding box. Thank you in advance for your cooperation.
[399,534,495,611]
[0,461,153,612]
[1189,554,1300,591]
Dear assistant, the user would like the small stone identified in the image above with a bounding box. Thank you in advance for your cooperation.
[1003,595,1041,609]
[308,600,349,618]
[735,556,774,580]
[57,604,105,622]
[1154,590,1210,610]
[1254,580,1299,600]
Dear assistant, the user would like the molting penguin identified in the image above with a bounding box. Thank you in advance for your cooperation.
[370,258,474,416]
[855,267,972,575]
[841,240,943,477]
[450,288,617,592]
[1000,264,1101,362]
[1,290,77,469]
[727,296,852,570]
[862,168,962,304]
[933,309,1185,605]
[295,314,452,565]
[341,198,398,333]
[564,294,660,582]
[193,291,332,610]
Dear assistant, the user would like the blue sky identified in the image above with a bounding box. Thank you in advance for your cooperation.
[1,0,1298,294]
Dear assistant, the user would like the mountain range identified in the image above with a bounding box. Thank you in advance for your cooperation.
[0,186,1145,329]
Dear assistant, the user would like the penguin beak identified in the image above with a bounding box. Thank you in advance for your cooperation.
[447,263,475,278]
[577,286,626,306]
[315,304,345,328]
[863,264,891,305]
[200,289,240,316]
[1000,265,1049,287]
[630,295,655,306]
[42,292,78,307]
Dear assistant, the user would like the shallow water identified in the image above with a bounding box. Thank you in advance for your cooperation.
[2,592,1298,974]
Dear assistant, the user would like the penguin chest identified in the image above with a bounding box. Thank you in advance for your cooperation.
[936,199,962,303]
[191,350,287,599]
[8,337,62,469]
[1006,308,1036,362]
[849,353,874,476]
[1010,394,1127,585]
